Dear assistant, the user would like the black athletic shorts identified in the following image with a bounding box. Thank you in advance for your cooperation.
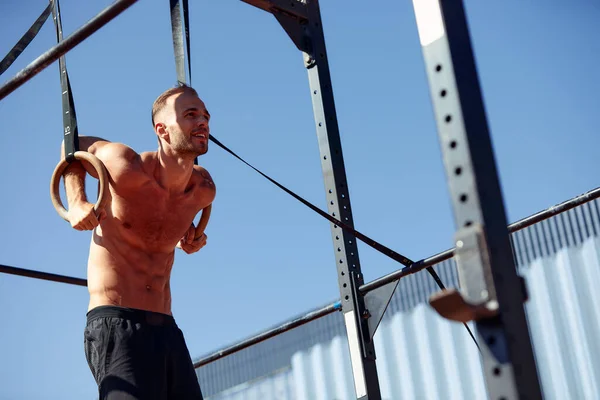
[84,305,204,400]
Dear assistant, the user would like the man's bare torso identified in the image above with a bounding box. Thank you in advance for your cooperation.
[87,147,215,314]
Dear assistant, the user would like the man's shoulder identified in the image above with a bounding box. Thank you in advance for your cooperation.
[193,164,215,186]
[93,143,143,168]
[97,142,139,159]
[192,164,212,179]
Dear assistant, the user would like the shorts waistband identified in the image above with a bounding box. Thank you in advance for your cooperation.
[86,305,176,327]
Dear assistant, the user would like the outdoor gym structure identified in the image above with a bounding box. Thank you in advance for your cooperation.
[1,1,598,399]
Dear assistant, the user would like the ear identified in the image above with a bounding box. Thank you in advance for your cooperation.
[155,123,169,142]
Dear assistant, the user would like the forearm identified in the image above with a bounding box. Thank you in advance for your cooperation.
[64,161,88,207]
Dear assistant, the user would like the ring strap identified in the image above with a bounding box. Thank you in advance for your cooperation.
[51,0,79,163]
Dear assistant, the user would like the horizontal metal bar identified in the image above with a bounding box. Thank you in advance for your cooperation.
[3,186,599,293]
[0,264,87,287]
[239,0,308,21]
[359,186,600,295]
[0,0,138,101]
[193,301,341,368]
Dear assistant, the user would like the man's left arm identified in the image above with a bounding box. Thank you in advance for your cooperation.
[177,226,207,254]
[177,166,215,254]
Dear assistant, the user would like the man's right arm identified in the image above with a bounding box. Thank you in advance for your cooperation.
[61,136,111,230]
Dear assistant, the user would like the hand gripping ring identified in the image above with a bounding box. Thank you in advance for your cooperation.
[50,151,109,222]
[194,204,212,240]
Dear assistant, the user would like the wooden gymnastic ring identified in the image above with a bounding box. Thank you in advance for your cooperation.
[194,204,212,239]
[50,151,109,222]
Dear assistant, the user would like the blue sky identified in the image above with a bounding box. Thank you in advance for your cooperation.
[0,0,598,399]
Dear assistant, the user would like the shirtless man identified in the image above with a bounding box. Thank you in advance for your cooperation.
[62,85,214,399]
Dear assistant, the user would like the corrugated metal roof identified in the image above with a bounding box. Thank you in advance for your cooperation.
[198,200,600,399]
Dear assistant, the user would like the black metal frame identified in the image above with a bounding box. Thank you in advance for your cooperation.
[0,0,595,398]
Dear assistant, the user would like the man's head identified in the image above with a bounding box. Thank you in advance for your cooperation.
[152,84,210,158]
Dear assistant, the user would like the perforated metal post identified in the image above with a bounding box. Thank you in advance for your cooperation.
[239,0,383,398]
[303,2,381,399]
[412,0,542,398]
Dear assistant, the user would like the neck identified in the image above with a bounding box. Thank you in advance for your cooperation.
[154,147,196,193]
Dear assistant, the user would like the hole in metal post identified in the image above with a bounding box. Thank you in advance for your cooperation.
[435,64,442,72]
[440,89,447,97]
[445,115,452,123]
[460,194,468,203]
[493,367,501,376]
[455,167,462,175]
[465,220,473,227]
[450,140,457,149]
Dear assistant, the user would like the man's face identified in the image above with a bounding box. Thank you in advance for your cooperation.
[161,91,210,157]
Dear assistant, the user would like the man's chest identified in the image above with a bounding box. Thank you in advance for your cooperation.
[110,184,202,246]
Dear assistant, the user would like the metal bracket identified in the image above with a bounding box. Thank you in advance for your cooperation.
[240,0,308,21]
[364,279,398,340]
[430,224,529,323]
[430,224,498,323]
[272,9,310,54]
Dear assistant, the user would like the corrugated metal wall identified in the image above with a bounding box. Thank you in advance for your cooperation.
[199,199,600,399]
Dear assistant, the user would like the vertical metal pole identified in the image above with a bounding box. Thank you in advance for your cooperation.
[412,0,542,399]
[304,1,382,399]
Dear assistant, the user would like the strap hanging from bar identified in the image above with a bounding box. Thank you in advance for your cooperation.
[169,0,191,86]
[0,1,54,76]
[51,0,79,163]
[170,0,196,165]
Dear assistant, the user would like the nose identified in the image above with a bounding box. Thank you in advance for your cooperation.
[197,116,208,128]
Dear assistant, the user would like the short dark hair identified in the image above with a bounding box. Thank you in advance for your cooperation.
[151,83,199,126]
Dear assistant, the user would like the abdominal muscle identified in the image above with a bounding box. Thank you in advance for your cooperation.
[87,224,176,315]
